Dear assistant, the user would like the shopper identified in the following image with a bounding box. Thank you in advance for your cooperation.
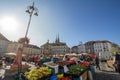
[95,56,100,70]
[63,55,70,61]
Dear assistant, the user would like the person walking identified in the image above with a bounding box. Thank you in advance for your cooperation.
[115,52,120,73]
[95,56,100,70]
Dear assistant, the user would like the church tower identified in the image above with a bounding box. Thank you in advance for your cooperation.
[58,34,60,43]
[55,34,60,43]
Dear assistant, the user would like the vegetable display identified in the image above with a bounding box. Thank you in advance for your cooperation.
[79,61,90,67]
[65,65,87,76]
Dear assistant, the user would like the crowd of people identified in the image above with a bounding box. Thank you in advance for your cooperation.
[1,52,120,73]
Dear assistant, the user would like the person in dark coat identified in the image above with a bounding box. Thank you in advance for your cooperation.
[95,56,100,70]
[115,52,120,73]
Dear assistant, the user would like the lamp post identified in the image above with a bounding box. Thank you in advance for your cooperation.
[25,2,38,39]
[18,2,38,79]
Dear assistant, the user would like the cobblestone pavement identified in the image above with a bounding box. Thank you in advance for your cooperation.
[93,62,120,80]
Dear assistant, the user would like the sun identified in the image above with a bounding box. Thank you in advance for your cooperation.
[0,16,19,33]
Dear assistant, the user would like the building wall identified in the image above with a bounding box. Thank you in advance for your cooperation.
[7,42,22,53]
[51,45,69,54]
[85,40,112,54]
[85,42,94,53]
[0,40,9,55]
[23,47,40,55]
[78,44,86,53]
[71,46,78,54]
[7,42,40,56]
[93,42,112,54]
[40,43,51,56]
[41,42,69,55]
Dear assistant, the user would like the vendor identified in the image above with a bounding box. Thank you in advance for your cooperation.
[63,55,70,61]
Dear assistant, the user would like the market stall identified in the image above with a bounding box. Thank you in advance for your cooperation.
[22,53,95,80]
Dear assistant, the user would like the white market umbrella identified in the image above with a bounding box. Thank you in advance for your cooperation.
[5,52,26,57]
[5,52,16,56]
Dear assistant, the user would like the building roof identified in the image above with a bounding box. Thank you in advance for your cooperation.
[23,44,40,49]
[0,33,9,41]
[85,40,111,44]
[50,42,66,46]
[41,36,68,47]
[72,46,78,49]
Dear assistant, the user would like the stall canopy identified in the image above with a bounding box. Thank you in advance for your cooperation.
[66,53,77,56]
[5,52,16,56]
[5,52,26,57]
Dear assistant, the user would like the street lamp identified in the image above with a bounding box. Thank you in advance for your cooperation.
[25,2,38,39]
[18,2,38,79]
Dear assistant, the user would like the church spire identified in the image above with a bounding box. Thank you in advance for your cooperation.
[58,34,60,43]
[47,39,49,43]
[55,34,60,43]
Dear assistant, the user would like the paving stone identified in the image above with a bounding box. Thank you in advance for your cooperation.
[93,62,120,80]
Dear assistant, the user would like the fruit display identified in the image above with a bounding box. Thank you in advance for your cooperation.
[66,60,76,64]
[79,61,90,67]
[9,64,30,72]
[44,62,59,74]
[24,67,51,80]
[58,77,72,80]
[65,64,87,76]
[48,63,58,66]
[57,74,64,79]
[57,61,67,66]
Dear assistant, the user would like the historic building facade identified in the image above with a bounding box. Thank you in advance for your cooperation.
[0,33,10,56]
[85,40,112,53]
[85,41,95,53]
[71,42,86,54]
[71,46,78,54]
[93,40,112,53]
[78,43,86,53]
[40,36,69,56]
[7,42,40,56]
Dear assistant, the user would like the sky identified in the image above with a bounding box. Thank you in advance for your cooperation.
[0,0,120,47]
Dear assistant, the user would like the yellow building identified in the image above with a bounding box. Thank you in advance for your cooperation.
[7,42,40,56]
[41,36,69,56]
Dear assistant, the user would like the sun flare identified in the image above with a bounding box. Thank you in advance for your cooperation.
[0,16,19,33]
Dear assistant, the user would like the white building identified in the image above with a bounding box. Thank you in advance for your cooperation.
[0,33,10,56]
[78,43,86,53]
[92,41,112,60]
[93,40,112,53]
